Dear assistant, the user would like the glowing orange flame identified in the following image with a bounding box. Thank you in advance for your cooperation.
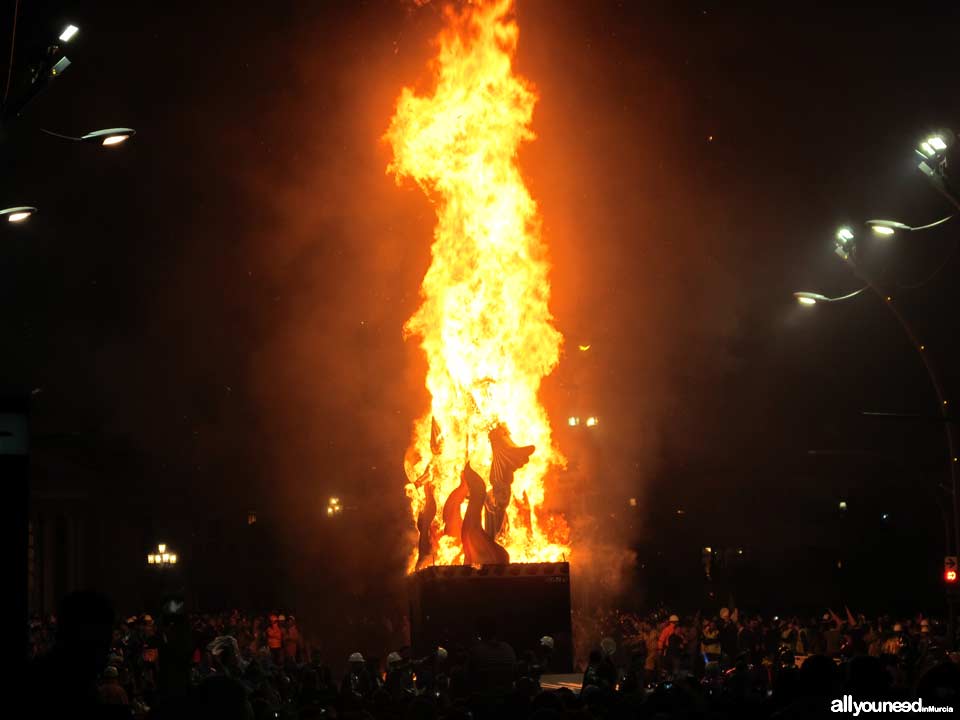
[386,0,568,570]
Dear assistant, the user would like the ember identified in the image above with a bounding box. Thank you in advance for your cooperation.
[386,0,569,571]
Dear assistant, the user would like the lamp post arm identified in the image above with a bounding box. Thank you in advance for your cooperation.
[849,260,959,557]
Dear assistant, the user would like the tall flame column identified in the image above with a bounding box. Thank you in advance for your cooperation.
[386,0,568,570]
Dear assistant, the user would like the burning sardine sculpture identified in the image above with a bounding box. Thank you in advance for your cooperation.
[485,425,534,539]
[461,461,509,565]
[414,421,534,568]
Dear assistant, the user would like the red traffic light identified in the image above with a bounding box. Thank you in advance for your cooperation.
[945,570,958,583]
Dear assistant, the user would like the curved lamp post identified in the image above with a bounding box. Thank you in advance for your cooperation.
[866,215,954,236]
[798,225,960,563]
[793,289,867,306]
[39,127,136,146]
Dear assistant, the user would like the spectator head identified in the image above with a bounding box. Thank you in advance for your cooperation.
[209,635,245,674]
[799,655,837,698]
[600,637,616,658]
[348,651,365,668]
[719,607,730,621]
[102,666,119,682]
[668,614,679,624]
[476,615,497,641]
[540,636,554,651]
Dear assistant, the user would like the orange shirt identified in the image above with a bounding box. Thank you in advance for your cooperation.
[267,624,283,649]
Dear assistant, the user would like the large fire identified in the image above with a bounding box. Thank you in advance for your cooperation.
[386,0,569,571]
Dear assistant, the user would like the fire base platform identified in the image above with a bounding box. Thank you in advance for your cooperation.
[409,561,573,672]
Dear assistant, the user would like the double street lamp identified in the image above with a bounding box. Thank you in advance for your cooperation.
[3,22,137,222]
[795,220,959,560]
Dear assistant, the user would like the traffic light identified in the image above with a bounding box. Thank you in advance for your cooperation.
[945,556,958,585]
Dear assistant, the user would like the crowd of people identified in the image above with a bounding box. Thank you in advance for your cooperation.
[24,592,960,719]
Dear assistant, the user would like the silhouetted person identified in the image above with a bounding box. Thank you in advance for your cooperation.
[467,615,516,696]
[189,635,254,719]
[26,590,115,718]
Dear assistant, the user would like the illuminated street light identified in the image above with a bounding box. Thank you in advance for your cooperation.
[84,127,136,145]
[1,206,37,223]
[585,416,599,427]
[834,226,856,260]
[794,292,822,306]
[917,132,952,160]
[838,500,848,511]
[866,216,953,235]
[567,416,580,427]
[793,289,867,306]
[59,25,79,42]
[147,543,178,567]
[39,127,136,146]
[327,497,343,517]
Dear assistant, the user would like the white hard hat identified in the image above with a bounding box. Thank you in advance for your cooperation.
[348,652,365,663]
[437,647,448,660]
[540,636,554,650]
[669,615,679,623]
[386,652,402,665]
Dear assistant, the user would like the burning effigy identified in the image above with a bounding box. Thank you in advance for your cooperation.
[386,0,570,572]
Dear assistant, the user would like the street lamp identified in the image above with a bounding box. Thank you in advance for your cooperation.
[916,131,952,163]
[147,543,178,567]
[793,289,867,306]
[915,130,959,210]
[866,215,953,235]
[327,497,343,517]
[798,223,960,590]
[1,206,37,224]
[58,25,80,43]
[39,127,136,146]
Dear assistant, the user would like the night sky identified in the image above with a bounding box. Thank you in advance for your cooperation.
[5,0,960,614]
